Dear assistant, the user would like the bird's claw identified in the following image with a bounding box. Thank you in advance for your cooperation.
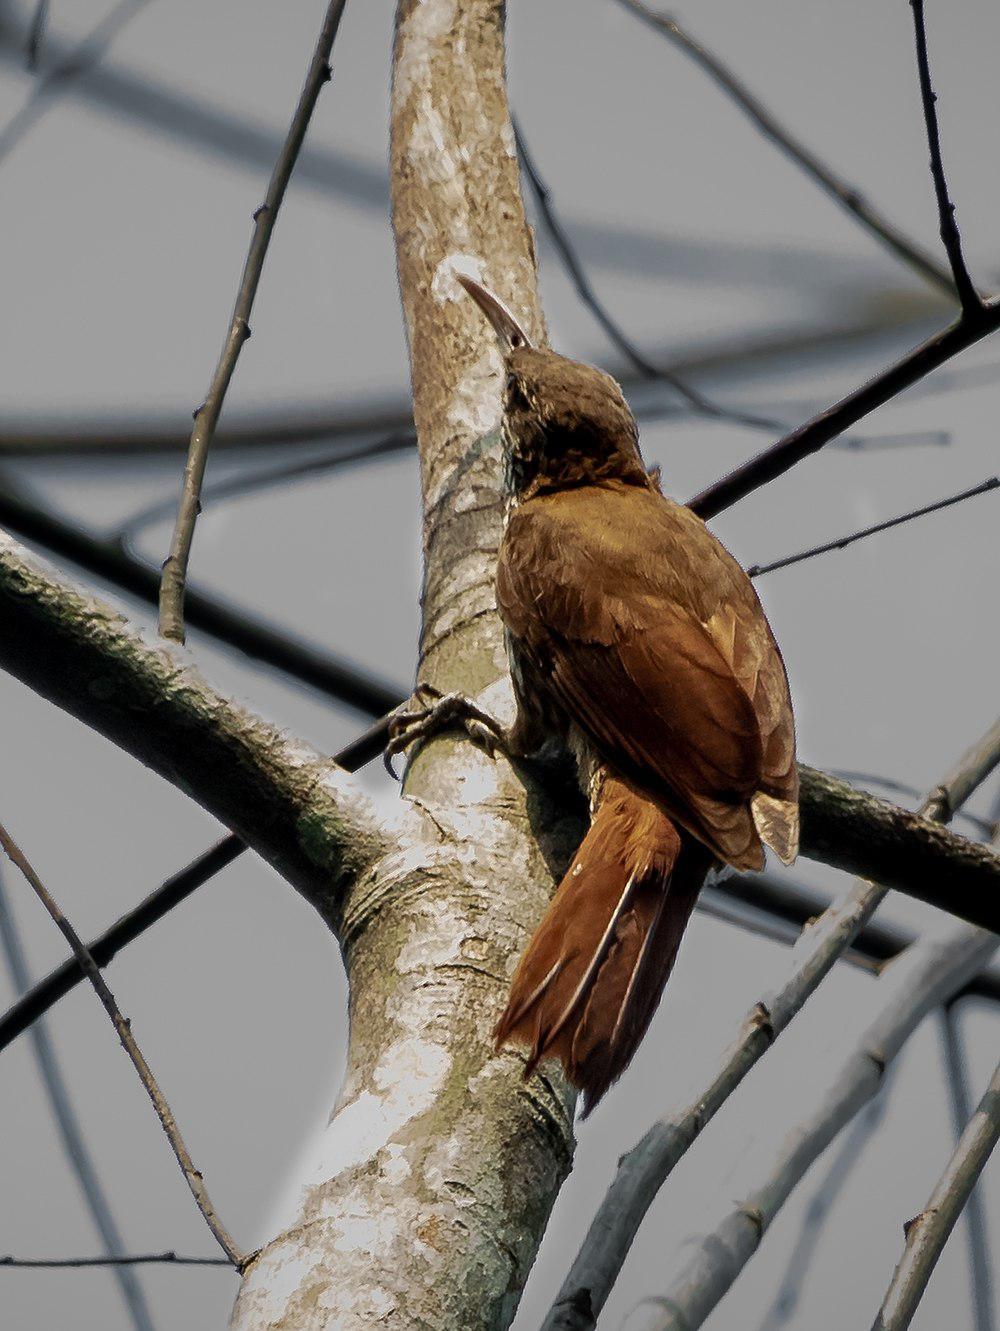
[383,684,508,780]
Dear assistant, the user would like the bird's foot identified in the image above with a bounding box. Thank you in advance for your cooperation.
[384,683,510,779]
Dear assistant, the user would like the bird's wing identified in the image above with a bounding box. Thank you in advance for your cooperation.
[497,484,797,866]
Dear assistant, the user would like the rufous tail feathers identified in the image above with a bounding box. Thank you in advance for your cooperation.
[494,775,710,1115]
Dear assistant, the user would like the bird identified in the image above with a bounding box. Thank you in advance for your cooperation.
[389,276,798,1115]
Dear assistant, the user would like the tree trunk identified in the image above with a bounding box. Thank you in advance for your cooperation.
[229,3,583,1326]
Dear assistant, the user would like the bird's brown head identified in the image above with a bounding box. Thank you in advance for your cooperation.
[458,276,649,500]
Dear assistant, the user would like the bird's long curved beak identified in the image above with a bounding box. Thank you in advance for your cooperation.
[457,275,532,350]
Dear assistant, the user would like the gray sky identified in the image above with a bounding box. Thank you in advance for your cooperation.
[0,0,997,1327]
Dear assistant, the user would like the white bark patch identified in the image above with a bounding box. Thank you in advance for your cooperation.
[308,1038,451,1188]
[394,0,458,108]
[432,252,489,305]
[446,344,503,439]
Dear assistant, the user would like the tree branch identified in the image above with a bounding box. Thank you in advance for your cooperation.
[908,0,981,314]
[0,532,391,915]
[628,921,1000,1331]
[936,1004,996,1331]
[541,720,1000,1331]
[688,300,1000,520]
[0,1252,229,1268]
[871,1061,1000,1330]
[612,0,958,297]
[0,823,244,1268]
[158,0,349,642]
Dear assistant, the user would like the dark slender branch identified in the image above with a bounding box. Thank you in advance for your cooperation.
[513,119,781,435]
[159,0,350,642]
[0,475,402,716]
[612,0,958,298]
[0,870,155,1330]
[0,713,392,1056]
[24,0,50,69]
[688,300,1000,520]
[939,1004,996,1331]
[0,1252,230,1269]
[909,0,981,313]
[746,476,998,578]
[119,432,414,543]
[0,823,245,1269]
[0,0,150,167]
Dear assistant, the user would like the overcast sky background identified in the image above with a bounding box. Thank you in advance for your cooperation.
[0,0,998,1328]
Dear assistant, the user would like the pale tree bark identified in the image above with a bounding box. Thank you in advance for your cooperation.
[230,2,584,1327]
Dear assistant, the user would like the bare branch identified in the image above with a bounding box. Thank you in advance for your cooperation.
[0,823,245,1268]
[1,1252,229,1269]
[612,0,958,297]
[629,922,1000,1331]
[872,1064,1000,1329]
[0,474,403,716]
[688,300,1000,520]
[746,476,999,578]
[158,0,349,642]
[0,532,392,912]
[937,1005,996,1331]
[541,720,1000,1331]
[908,0,982,313]
[0,714,391,1056]
[0,869,155,1330]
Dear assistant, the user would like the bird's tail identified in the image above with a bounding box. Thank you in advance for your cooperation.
[494,774,710,1115]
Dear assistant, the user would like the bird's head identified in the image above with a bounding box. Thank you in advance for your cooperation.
[458,275,649,499]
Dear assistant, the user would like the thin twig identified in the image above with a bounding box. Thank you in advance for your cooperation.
[746,476,999,577]
[687,299,1000,520]
[938,1004,996,1331]
[0,1252,229,1268]
[158,0,350,642]
[24,0,50,69]
[871,1056,1000,1330]
[541,719,1000,1331]
[0,823,245,1269]
[632,922,1000,1331]
[612,0,958,298]
[0,870,155,1331]
[0,713,391,1055]
[513,119,781,435]
[909,0,982,313]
